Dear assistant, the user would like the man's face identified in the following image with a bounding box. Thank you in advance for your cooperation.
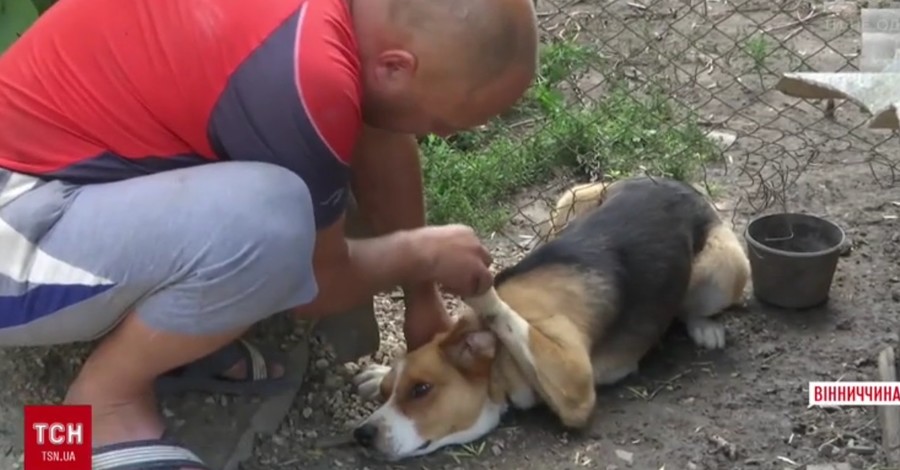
[361,50,534,137]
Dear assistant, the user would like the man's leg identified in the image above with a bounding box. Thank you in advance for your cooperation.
[0,162,318,467]
[312,194,381,363]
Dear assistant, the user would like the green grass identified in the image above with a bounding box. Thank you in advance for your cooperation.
[0,0,40,54]
[741,32,775,87]
[421,39,721,231]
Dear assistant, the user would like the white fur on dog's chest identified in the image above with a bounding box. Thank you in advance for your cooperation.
[508,386,539,409]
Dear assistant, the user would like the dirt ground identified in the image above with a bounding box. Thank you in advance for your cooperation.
[2,0,900,470]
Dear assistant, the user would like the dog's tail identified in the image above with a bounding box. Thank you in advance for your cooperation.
[545,181,616,240]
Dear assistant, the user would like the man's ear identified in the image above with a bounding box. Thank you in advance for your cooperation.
[373,49,417,91]
[439,315,497,377]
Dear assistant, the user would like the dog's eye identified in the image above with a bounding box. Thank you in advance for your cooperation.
[410,382,432,399]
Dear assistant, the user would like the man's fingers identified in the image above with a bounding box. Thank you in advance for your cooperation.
[444,268,491,298]
[475,269,493,295]
[464,267,493,297]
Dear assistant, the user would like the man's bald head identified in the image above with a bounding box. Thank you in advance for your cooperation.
[349,0,539,135]
[386,0,539,90]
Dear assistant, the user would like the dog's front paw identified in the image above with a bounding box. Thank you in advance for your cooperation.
[685,317,726,350]
[353,364,391,402]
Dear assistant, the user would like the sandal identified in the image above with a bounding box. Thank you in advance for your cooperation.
[155,339,301,397]
[93,438,211,470]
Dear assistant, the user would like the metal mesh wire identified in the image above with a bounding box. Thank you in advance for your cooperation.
[448,0,899,255]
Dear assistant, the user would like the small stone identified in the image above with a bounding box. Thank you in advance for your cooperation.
[491,444,502,456]
[818,443,839,457]
[835,319,853,330]
[838,238,852,256]
[271,434,286,447]
[315,358,330,369]
[161,407,175,418]
[306,430,318,439]
[805,464,851,470]
[615,449,634,466]
[302,407,313,419]
[846,454,866,468]
[846,442,876,455]
[687,463,698,470]
[705,129,737,150]
[204,396,215,404]
[325,374,344,389]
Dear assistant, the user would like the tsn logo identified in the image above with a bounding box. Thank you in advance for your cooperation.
[24,405,92,470]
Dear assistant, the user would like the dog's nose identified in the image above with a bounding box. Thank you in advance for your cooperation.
[353,424,378,448]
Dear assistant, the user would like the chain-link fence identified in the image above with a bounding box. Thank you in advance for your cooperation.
[423,0,900,259]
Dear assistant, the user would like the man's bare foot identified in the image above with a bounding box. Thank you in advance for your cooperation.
[66,378,163,447]
[66,380,207,469]
[156,340,290,396]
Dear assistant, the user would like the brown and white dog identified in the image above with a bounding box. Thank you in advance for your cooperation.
[350,176,751,460]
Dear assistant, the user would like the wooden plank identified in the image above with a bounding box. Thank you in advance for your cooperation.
[877,346,900,463]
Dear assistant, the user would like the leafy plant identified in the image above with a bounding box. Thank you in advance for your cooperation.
[0,0,40,54]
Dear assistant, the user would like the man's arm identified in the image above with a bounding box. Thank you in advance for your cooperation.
[290,216,431,318]
[348,126,452,347]
[349,126,436,294]
[289,126,440,320]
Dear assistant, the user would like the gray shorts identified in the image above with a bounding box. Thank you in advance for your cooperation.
[0,161,319,346]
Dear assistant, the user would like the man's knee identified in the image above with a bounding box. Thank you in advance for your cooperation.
[232,162,317,284]
[139,162,320,334]
[230,162,315,218]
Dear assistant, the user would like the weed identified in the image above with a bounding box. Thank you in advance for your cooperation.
[742,33,774,86]
[0,0,39,54]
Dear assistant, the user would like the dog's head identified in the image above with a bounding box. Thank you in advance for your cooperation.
[353,312,505,461]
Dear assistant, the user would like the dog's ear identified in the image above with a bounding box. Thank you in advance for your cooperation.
[439,313,496,377]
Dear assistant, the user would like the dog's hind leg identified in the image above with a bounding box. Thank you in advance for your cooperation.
[680,222,751,349]
[592,302,676,386]
[465,289,596,429]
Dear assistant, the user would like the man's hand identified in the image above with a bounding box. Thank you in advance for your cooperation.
[412,224,494,297]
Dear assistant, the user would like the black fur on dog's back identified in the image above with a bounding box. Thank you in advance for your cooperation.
[494,176,720,340]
